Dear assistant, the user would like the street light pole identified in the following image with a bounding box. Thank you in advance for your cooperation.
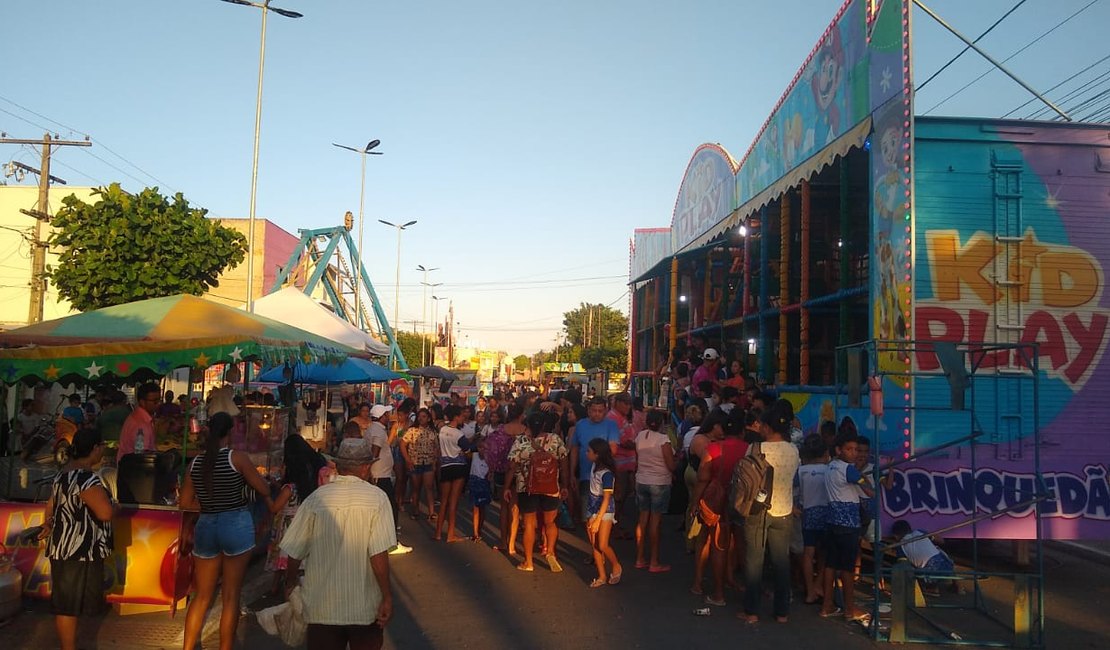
[333,139,382,328]
[221,0,303,312]
[417,264,440,366]
[379,219,417,367]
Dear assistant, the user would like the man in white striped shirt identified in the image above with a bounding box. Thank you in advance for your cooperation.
[281,438,396,650]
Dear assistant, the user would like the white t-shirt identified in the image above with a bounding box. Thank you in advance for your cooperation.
[634,430,672,486]
[470,454,490,479]
[461,421,477,439]
[797,462,830,510]
[438,425,468,466]
[749,440,800,517]
[365,422,393,479]
[901,530,942,569]
[682,426,701,454]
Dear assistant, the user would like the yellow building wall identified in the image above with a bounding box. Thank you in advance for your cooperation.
[0,186,296,326]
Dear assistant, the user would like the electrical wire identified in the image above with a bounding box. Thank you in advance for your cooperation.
[1002,53,1110,117]
[80,149,152,188]
[1025,69,1110,120]
[0,95,182,194]
[915,0,1029,93]
[921,0,1102,115]
[0,106,52,133]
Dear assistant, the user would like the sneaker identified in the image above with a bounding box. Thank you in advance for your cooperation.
[388,543,413,555]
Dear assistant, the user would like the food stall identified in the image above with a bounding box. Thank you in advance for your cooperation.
[0,294,350,611]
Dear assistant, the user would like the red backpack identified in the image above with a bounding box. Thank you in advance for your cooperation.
[526,435,560,496]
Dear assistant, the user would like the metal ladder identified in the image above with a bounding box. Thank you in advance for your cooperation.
[990,150,1026,460]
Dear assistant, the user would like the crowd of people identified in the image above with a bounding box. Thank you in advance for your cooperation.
[24,353,963,650]
[300,367,900,632]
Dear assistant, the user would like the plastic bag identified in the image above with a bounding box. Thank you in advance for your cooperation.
[255,585,307,647]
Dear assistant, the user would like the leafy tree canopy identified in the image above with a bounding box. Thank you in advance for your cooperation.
[395,330,428,368]
[563,302,627,350]
[47,183,246,311]
[527,303,629,373]
[513,354,530,371]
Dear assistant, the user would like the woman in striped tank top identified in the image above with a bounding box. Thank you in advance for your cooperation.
[180,412,291,650]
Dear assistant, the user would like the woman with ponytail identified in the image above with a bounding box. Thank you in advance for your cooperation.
[180,412,292,650]
[739,398,801,624]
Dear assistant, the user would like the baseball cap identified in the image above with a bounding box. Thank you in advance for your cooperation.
[334,438,374,462]
[703,348,720,360]
[369,404,393,419]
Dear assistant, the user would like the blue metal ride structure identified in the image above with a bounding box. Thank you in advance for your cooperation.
[269,225,407,369]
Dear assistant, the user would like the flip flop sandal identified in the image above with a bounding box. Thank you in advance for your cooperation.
[649,564,672,573]
[819,608,843,618]
[590,578,607,588]
[516,564,534,572]
[608,571,622,585]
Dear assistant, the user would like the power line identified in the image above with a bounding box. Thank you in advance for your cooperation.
[0,95,181,194]
[922,0,1102,115]
[1003,53,1110,118]
[0,96,85,137]
[916,0,1029,93]
[1027,71,1110,120]
[0,106,52,133]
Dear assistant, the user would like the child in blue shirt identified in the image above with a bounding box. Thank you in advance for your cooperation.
[820,432,873,624]
[585,438,622,588]
[795,434,830,604]
[890,519,956,595]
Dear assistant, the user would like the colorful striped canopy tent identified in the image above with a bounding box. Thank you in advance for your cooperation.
[0,294,352,384]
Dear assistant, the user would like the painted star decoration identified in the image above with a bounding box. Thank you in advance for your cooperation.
[44,364,61,380]
[229,346,244,363]
[85,361,104,379]
[194,352,211,368]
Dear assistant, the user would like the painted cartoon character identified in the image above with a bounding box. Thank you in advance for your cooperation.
[875,233,908,374]
[811,27,845,145]
[873,126,901,220]
[783,112,804,169]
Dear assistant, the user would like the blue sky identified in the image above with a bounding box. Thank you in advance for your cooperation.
[2,0,1106,354]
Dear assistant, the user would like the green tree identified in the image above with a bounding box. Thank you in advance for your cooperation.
[563,302,627,350]
[580,344,627,373]
[561,303,628,372]
[395,330,430,368]
[47,184,246,311]
[513,354,530,372]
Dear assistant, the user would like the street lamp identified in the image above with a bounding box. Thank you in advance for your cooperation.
[417,264,440,366]
[220,0,303,312]
[333,139,383,328]
[379,219,417,367]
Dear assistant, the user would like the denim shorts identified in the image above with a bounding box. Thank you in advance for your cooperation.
[193,508,255,559]
[635,482,671,514]
[410,463,433,475]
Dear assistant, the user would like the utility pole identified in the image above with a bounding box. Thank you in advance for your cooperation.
[0,133,92,323]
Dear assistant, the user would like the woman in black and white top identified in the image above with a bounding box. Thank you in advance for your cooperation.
[40,428,114,650]
[180,412,290,650]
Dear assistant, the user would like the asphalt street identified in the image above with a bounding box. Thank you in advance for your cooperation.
[4,501,1109,649]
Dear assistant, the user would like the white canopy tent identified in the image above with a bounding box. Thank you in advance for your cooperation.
[253,287,391,356]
